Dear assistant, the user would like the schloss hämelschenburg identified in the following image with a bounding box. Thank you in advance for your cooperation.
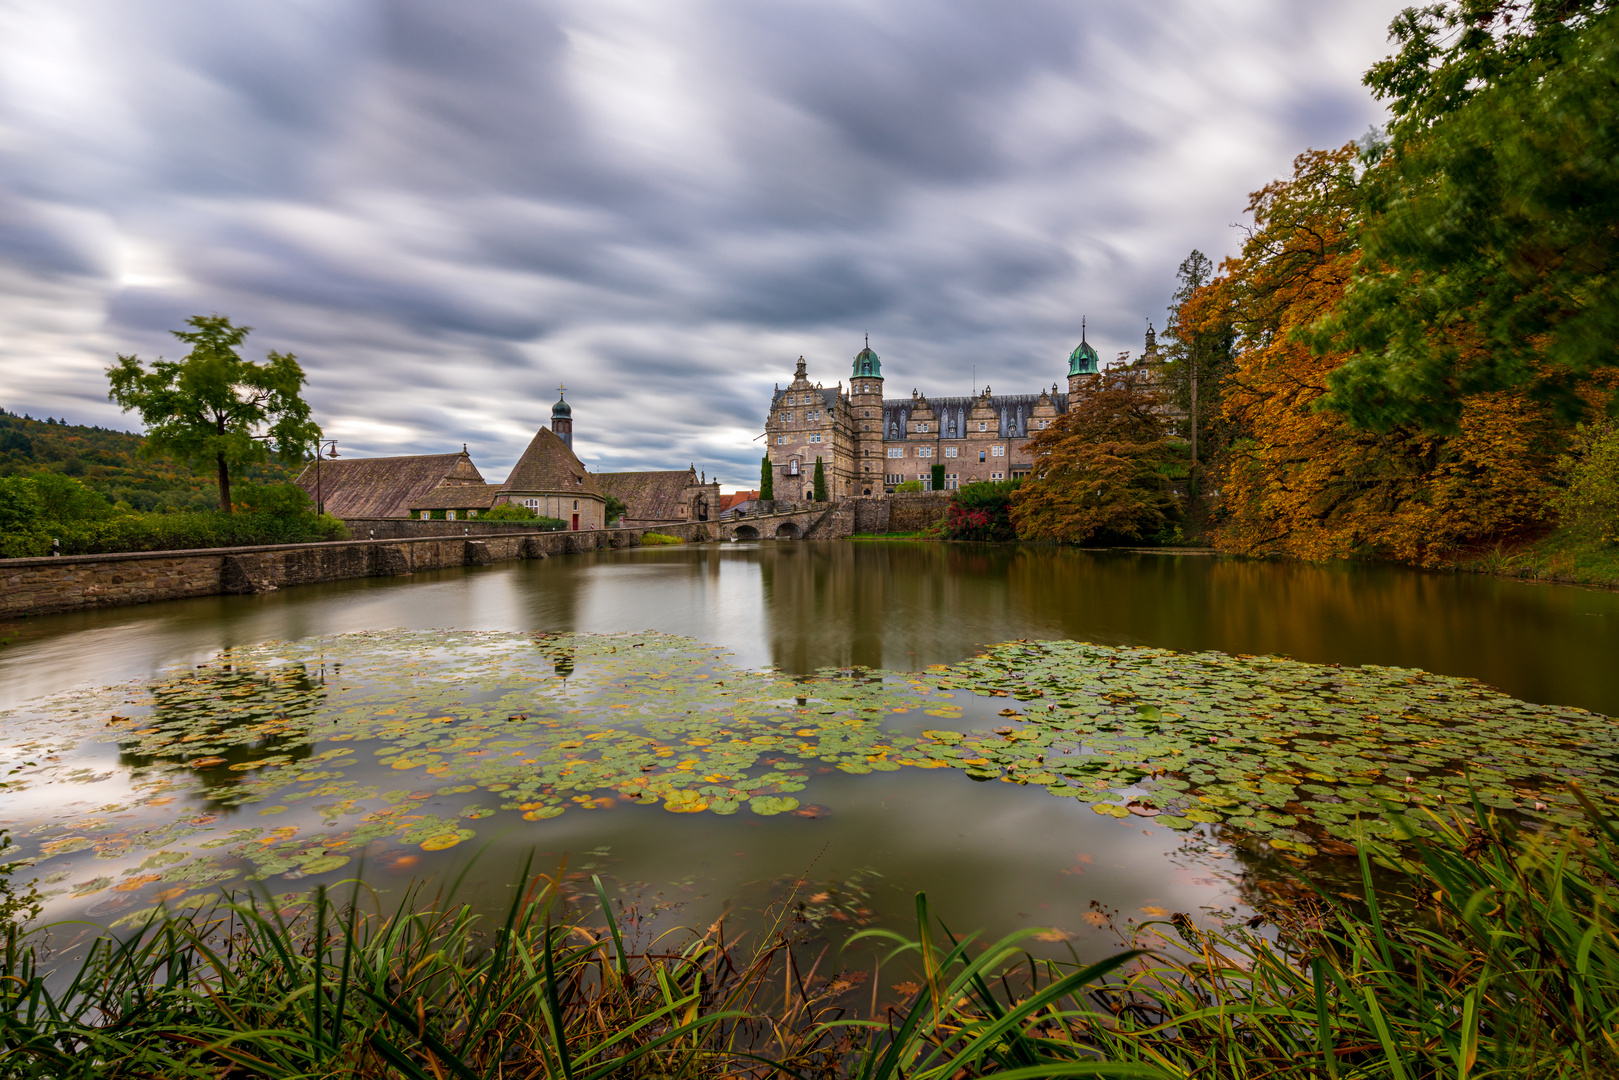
[765,323,1163,498]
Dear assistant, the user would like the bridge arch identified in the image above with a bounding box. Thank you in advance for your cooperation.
[774,522,800,540]
[734,524,759,540]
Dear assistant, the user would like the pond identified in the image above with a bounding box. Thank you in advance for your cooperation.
[3,541,1617,963]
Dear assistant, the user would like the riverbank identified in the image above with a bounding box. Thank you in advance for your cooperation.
[5,796,1611,1078]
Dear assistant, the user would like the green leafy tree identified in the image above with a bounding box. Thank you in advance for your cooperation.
[759,455,773,501]
[107,315,320,512]
[1161,249,1236,487]
[812,456,826,501]
[1556,420,1619,544]
[1319,1,1619,429]
[602,494,628,525]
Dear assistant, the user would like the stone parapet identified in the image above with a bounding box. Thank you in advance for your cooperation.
[0,521,719,619]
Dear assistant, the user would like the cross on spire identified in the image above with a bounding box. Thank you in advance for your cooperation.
[557,383,566,398]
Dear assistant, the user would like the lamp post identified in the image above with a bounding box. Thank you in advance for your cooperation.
[313,439,339,515]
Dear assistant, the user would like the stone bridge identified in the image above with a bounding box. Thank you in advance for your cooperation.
[715,500,851,541]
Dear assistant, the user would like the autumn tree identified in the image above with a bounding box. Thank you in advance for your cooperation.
[1320,1,1619,429]
[1208,145,1564,566]
[1010,368,1182,544]
[107,316,319,512]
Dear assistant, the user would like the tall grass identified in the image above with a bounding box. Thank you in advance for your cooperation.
[3,792,1617,1077]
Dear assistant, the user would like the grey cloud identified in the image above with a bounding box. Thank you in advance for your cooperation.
[0,0,1408,486]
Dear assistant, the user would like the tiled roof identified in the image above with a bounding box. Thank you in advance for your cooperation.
[499,427,602,498]
[595,470,694,521]
[410,484,501,511]
[720,490,760,512]
[294,452,484,519]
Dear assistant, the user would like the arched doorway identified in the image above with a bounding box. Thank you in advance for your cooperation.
[774,522,800,540]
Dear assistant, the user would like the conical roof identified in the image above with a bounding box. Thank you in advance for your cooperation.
[498,427,600,496]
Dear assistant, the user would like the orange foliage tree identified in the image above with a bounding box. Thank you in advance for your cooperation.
[1010,367,1182,544]
[1195,145,1563,566]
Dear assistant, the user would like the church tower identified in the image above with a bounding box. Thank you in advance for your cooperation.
[1066,318,1100,397]
[850,337,884,495]
[551,386,573,449]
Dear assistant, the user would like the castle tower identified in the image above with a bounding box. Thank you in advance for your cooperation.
[1066,318,1100,396]
[850,337,884,495]
[551,386,573,449]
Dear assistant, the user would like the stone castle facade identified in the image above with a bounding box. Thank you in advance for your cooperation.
[764,326,1161,498]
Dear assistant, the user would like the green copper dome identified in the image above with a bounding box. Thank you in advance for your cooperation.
[1068,322,1099,376]
[852,340,882,379]
[551,391,572,419]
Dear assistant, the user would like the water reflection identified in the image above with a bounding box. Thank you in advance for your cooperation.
[3,542,1616,715]
[116,659,324,808]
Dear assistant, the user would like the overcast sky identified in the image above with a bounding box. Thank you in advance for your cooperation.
[0,0,1409,488]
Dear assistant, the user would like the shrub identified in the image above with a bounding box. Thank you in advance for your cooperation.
[640,532,684,546]
[481,501,537,521]
[232,483,313,517]
[945,479,1020,541]
[893,480,924,493]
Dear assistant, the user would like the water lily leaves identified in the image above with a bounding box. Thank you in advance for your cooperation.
[5,628,1615,911]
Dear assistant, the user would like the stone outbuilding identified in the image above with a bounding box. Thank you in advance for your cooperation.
[493,395,606,530]
[294,447,486,519]
[595,466,721,527]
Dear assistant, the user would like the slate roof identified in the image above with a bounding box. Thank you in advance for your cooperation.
[881,393,1068,441]
[498,427,602,498]
[410,484,501,511]
[595,469,694,521]
[294,452,485,519]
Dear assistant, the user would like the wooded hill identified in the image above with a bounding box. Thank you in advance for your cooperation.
[0,408,301,513]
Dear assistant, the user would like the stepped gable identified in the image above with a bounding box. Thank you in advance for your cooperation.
[293,450,484,519]
[498,427,600,497]
[879,393,1067,441]
[595,469,694,521]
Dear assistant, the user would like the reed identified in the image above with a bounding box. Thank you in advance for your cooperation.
[3,791,1616,1078]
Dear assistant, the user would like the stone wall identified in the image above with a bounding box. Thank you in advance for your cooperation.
[339,517,555,540]
[847,492,949,534]
[1,520,719,619]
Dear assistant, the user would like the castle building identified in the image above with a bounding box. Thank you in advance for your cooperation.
[764,328,1108,497]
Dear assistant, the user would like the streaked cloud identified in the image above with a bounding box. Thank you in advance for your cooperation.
[0,0,1407,485]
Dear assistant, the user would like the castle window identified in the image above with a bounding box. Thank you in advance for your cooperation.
[978,421,987,432]
[781,411,791,421]
[887,447,903,458]
[917,446,933,458]
[944,446,957,458]
[944,473,959,490]
[776,435,787,445]
[991,472,1004,481]
[979,450,987,463]
[573,500,579,510]
[809,433,821,443]
[447,510,456,520]
[421,510,430,519]
[992,445,1005,457]
[917,422,928,432]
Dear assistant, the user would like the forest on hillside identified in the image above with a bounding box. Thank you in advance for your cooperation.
[0,408,302,513]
